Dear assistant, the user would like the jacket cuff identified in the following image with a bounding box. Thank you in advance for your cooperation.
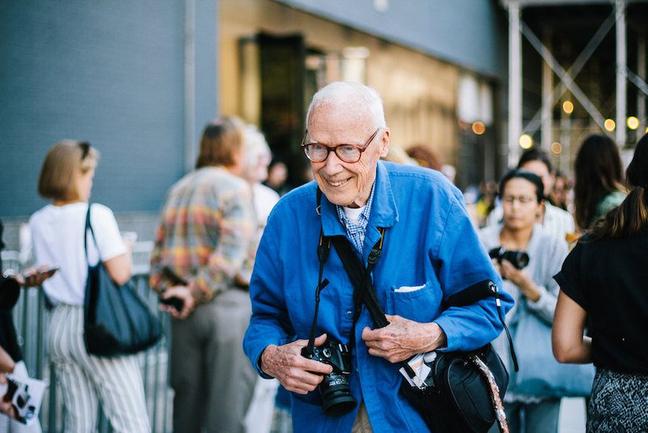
[256,346,275,379]
[433,316,460,352]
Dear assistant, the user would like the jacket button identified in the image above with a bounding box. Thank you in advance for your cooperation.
[346,310,353,318]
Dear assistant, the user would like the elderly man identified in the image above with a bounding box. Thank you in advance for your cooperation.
[243,82,513,433]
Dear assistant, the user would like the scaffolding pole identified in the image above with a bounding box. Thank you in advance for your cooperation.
[616,0,627,146]
[508,0,522,166]
[542,30,553,151]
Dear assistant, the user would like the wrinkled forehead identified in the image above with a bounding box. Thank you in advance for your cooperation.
[307,101,376,137]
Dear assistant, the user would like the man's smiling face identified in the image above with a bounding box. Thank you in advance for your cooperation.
[307,103,390,208]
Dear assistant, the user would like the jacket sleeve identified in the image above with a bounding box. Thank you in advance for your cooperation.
[243,212,294,377]
[431,193,514,352]
[526,236,568,324]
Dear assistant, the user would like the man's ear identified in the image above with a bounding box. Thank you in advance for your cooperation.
[379,128,391,158]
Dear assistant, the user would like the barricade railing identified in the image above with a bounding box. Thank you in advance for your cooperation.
[4,255,173,433]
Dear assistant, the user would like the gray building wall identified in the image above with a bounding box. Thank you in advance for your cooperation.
[275,0,507,79]
[0,0,219,220]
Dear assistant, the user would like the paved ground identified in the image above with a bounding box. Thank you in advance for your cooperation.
[559,398,586,433]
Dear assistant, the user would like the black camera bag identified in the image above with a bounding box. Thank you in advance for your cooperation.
[399,344,508,433]
[328,233,516,433]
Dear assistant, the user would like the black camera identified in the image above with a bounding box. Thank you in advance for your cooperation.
[488,247,530,270]
[301,339,356,416]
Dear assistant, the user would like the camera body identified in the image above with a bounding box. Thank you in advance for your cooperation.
[488,247,530,270]
[301,339,356,416]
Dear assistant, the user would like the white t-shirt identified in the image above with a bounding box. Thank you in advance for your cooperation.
[343,206,365,224]
[29,202,126,306]
[252,183,280,227]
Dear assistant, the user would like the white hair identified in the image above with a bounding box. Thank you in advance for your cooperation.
[243,125,271,169]
[306,81,386,129]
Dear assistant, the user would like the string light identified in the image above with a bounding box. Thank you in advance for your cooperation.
[519,134,533,149]
[627,116,640,130]
[562,101,574,115]
[471,121,486,135]
[604,119,616,132]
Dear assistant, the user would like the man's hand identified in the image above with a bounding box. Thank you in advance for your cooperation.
[160,285,196,319]
[260,334,333,395]
[362,315,447,363]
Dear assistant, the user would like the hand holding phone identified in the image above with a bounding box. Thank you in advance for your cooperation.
[159,296,184,312]
[159,267,189,315]
[17,266,58,287]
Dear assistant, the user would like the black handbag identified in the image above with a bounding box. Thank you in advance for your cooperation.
[327,231,516,433]
[83,204,162,357]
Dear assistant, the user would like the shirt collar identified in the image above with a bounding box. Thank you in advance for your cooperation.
[336,183,374,226]
[319,161,399,238]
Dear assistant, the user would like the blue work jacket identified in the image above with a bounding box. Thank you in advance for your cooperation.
[243,161,513,433]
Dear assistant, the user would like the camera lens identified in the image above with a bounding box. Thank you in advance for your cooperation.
[319,373,356,416]
[301,341,357,416]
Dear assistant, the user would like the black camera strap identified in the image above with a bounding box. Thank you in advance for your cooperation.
[310,188,517,376]
[310,189,415,376]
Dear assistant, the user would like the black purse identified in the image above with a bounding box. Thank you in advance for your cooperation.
[83,204,162,357]
[325,229,517,433]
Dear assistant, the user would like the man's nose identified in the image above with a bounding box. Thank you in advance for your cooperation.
[321,150,343,173]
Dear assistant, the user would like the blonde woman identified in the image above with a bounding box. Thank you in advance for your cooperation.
[29,141,150,433]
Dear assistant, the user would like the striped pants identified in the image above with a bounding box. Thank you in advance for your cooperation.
[48,305,150,433]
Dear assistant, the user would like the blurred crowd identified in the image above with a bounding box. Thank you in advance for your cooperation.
[1,89,647,433]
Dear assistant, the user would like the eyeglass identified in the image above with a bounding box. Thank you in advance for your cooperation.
[301,128,381,163]
[79,141,90,160]
[502,195,537,205]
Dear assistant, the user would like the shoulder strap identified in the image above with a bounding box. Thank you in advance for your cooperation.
[330,236,389,328]
[84,203,98,262]
[332,232,518,371]
[445,280,518,372]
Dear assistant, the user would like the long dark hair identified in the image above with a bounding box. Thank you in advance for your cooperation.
[574,134,625,229]
[590,133,648,239]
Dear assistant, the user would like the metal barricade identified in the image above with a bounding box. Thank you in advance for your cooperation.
[11,272,173,433]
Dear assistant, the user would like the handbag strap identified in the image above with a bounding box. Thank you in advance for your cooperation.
[83,203,99,264]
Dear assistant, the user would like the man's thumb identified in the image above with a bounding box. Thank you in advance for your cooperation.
[314,333,328,345]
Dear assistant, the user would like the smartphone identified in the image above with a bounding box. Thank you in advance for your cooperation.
[22,267,59,280]
[160,296,184,312]
[160,267,187,312]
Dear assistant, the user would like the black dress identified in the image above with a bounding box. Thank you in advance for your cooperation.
[0,220,23,363]
[554,231,648,433]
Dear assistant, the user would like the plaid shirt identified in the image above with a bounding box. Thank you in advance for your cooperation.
[149,167,254,304]
[336,184,375,253]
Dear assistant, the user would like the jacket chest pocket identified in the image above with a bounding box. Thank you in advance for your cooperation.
[385,280,442,323]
